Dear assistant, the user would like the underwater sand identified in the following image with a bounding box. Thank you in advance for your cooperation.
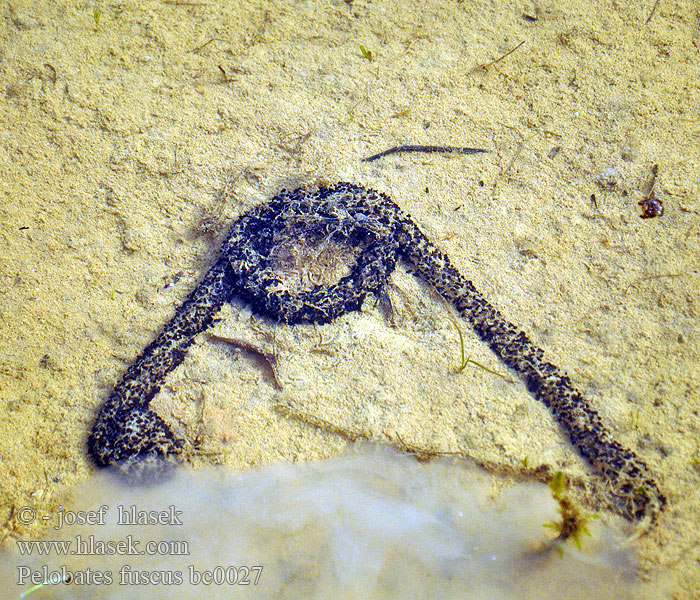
[0,0,698,597]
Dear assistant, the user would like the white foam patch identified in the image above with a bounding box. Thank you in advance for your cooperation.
[1,447,659,599]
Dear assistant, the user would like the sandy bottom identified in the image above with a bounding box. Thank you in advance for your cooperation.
[0,0,698,597]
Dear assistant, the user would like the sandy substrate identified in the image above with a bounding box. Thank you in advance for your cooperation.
[0,0,698,596]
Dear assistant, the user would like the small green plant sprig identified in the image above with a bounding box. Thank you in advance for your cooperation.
[544,471,599,554]
[453,321,507,378]
[92,6,102,32]
[359,44,374,61]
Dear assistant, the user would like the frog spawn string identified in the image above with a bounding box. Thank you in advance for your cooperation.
[88,182,665,521]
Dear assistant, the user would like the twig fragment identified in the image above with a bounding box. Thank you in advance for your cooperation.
[207,333,282,389]
[361,144,488,162]
[645,0,661,24]
[468,40,525,75]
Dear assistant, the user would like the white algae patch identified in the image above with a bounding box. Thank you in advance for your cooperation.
[2,447,658,599]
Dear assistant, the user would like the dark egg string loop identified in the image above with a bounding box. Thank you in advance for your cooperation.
[88,183,664,521]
